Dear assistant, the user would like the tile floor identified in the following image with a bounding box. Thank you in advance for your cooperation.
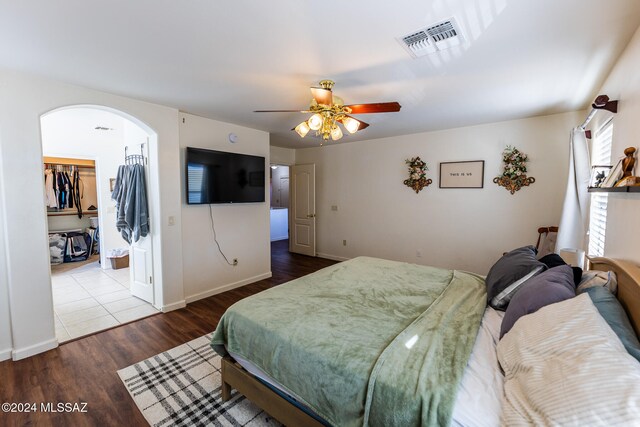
[51,261,159,343]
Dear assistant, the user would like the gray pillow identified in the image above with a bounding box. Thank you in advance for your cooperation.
[486,246,546,310]
[577,270,618,295]
[584,286,640,362]
[500,265,576,338]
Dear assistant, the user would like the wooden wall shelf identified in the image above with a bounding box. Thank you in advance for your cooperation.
[588,186,640,193]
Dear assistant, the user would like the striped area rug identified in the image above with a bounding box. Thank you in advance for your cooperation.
[117,333,281,427]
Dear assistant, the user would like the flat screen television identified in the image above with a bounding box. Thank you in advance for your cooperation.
[186,147,265,204]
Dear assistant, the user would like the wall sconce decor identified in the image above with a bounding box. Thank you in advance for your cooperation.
[404,156,432,193]
[493,146,535,194]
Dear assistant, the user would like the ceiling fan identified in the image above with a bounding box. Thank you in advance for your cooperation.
[254,80,401,143]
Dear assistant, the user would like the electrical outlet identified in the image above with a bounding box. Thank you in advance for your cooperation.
[343,240,347,246]
[233,258,238,266]
[416,250,422,258]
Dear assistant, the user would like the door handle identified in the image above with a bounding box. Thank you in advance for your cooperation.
[306,214,316,218]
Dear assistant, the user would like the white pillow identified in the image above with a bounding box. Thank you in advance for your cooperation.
[535,231,557,259]
[497,294,640,426]
[577,270,617,294]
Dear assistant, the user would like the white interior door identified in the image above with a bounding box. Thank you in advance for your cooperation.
[129,141,154,304]
[279,176,289,208]
[290,164,316,256]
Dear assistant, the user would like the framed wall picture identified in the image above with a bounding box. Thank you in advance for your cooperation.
[439,160,485,188]
[590,165,613,188]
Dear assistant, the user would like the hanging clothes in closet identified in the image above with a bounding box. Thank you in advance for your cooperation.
[111,148,149,244]
[44,168,58,208]
[72,166,84,217]
[44,164,84,217]
[57,168,68,209]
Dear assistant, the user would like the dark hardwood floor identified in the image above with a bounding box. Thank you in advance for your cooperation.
[0,240,337,427]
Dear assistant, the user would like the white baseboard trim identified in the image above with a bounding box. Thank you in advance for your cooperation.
[0,347,12,362]
[185,272,273,304]
[317,252,351,262]
[270,235,288,242]
[161,300,187,313]
[11,338,58,361]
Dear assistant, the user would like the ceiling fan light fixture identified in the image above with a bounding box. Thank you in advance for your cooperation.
[256,80,399,144]
[342,117,360,134]
[308,113,323,131]
[295,121,310,137]
[331,125,343,141]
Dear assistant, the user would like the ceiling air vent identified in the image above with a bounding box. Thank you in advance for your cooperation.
[398,17,463,58]
[401,30,436,57]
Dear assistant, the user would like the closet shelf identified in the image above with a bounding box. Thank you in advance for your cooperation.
[43,156,95,168]
[47,210,99,217]
[44,164,95,170]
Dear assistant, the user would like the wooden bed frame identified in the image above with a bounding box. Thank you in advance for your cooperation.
[220,257,640,426]
[221,356,325,426]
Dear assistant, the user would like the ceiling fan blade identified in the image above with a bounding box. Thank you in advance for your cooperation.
[339,116,370,131]
[253,109,313,113]
[345,102,401,114]
[355,119,369,130]
[310,87,333,106]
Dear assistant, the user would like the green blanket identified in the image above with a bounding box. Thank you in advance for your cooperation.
[211,257,486,426]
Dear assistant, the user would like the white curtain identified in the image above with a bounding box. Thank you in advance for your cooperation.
[556,128,591,253]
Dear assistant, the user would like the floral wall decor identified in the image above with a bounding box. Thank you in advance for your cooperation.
[403,156,432,193]
[493,146,535,194]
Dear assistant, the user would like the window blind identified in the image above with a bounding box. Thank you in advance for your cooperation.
[588,119,613,257]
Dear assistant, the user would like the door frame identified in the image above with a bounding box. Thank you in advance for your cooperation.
[269,164,291,242]
[40,105,162,315]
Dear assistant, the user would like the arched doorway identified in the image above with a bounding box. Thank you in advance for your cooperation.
[40,105,159,343]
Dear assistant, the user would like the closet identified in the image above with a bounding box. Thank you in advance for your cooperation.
[44,156,100,264]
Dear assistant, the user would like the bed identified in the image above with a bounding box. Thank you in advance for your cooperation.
[211,255,640,426]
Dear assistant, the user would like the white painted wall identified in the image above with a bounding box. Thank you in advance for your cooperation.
[593,25,640,264]
[123,119,151,154]
[0,142,13,361]
[179,112,271,303]
[0,69,185,359]
[296,111,584,274]
[270,146,295,165]
[270,209,289,241]
[47,211,94,233]
[41,108,129,265]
